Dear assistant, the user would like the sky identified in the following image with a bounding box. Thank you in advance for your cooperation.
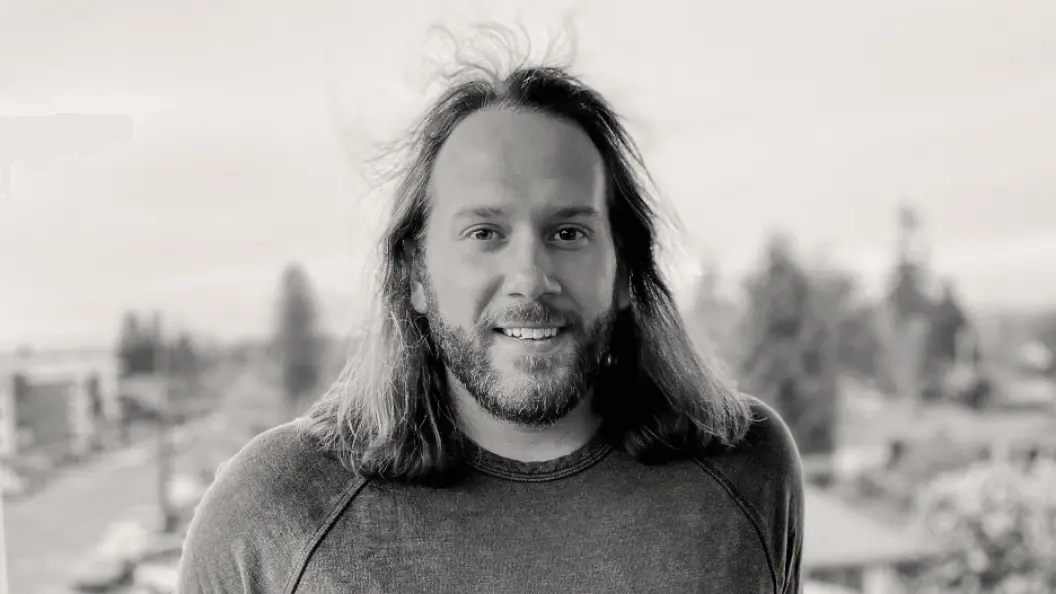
[2,0,1055,350]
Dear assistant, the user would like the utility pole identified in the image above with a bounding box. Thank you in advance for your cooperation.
[0,482,9,594]
[153,311,178,534]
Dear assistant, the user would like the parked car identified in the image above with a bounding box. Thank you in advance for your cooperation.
[71,520,151,592]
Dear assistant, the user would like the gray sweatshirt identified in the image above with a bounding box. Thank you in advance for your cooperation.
[177,397,803,593]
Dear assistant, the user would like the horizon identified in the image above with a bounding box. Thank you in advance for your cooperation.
[4,253,1051,354]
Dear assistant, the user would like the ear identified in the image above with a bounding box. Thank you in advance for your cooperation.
[411,279,428,315]
[408,243,429,315]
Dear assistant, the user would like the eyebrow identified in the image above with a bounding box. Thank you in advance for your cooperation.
[452,205,602,220]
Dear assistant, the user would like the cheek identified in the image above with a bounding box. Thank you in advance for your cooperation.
[559,251,619,312]
[425,258,492,328]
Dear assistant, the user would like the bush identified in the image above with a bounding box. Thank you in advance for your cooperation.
[907,459,1056,593]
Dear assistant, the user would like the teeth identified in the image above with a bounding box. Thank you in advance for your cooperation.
[501,327,559,340]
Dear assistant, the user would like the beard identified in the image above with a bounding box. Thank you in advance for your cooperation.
[422,285,616,428]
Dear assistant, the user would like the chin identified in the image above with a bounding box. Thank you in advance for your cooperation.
[485,395,580,427]
[484,376,584,424]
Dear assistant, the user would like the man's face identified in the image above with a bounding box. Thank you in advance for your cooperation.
[411,108,623,427]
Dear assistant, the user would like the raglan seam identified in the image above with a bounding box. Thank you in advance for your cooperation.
[282,476,373,594]
[693,458,780,594]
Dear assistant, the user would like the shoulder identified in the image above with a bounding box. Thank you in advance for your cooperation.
[696,394,804,591]
[695,393,803,506]
[731,394,803,484]
[177,420,365,594]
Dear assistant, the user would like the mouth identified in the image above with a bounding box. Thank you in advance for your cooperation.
[493,326,566,341]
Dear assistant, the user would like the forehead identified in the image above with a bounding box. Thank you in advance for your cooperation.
[429,108,607,216]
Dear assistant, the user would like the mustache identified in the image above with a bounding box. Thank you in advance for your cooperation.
[482,302,579,329]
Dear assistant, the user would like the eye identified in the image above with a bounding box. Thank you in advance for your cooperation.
[552,227,590,243]
[466,228,499,241]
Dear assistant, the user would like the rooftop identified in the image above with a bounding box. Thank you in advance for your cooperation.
[803,485,938,570]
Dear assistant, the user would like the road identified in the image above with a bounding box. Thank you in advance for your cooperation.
[4,364,277,594]
[5,417,216,594]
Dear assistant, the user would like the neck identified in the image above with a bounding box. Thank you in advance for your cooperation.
[450,379,603,463]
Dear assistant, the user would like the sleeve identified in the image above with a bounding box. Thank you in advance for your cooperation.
[782,481,805,594]
[176,461,250,593]
[742,395,806,594]
[175,421,351,594]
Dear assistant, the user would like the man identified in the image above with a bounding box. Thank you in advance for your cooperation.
[178,57,804,594]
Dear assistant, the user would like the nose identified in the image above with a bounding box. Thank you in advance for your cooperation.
[503,233,561,301]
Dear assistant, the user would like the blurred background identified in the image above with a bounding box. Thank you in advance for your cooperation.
[3,1,1056,593]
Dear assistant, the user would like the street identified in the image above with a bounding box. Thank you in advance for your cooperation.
[5,417,216,594]
[2,363,285,594]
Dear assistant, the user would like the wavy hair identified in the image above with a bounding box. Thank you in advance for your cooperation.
[301,34,753,482]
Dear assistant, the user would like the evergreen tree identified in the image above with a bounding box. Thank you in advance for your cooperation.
[144,311,164,376]
[888,205,933,327]
[740,233,839,456]
[812,269,884,383]
[926,281,968,368]
[117,311,160,376]
[881,204,934,401]
[117,311,142,377]
[687,259,743,370]
[171,332,199,381]
[275,263,322,413]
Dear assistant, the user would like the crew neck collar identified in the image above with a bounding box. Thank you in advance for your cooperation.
[463,427,615,482]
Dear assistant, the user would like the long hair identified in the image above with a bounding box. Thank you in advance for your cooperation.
[301,39,754,483]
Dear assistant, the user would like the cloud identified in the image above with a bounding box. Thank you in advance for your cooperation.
[0,113,135,198]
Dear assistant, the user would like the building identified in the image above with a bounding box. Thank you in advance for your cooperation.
[0,348,122,459]
[802,382,1056,593]
[804,485,938,594]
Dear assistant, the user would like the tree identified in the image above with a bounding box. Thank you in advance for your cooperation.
[116,311,160,377]
[927,282,968,366]
[161,331,205,421]
[117,311,141,377]
[1037,316,1056,377]
[170,332,199,381]
[739,233,840,456]
[811,268,884,384]
[922,281,973,402]
[888,205,933,324]
[275,263,322,414]
[686,259,744,370]
[883,204,935,401]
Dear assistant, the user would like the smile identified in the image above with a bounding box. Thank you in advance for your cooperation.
[496,327,563,340]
